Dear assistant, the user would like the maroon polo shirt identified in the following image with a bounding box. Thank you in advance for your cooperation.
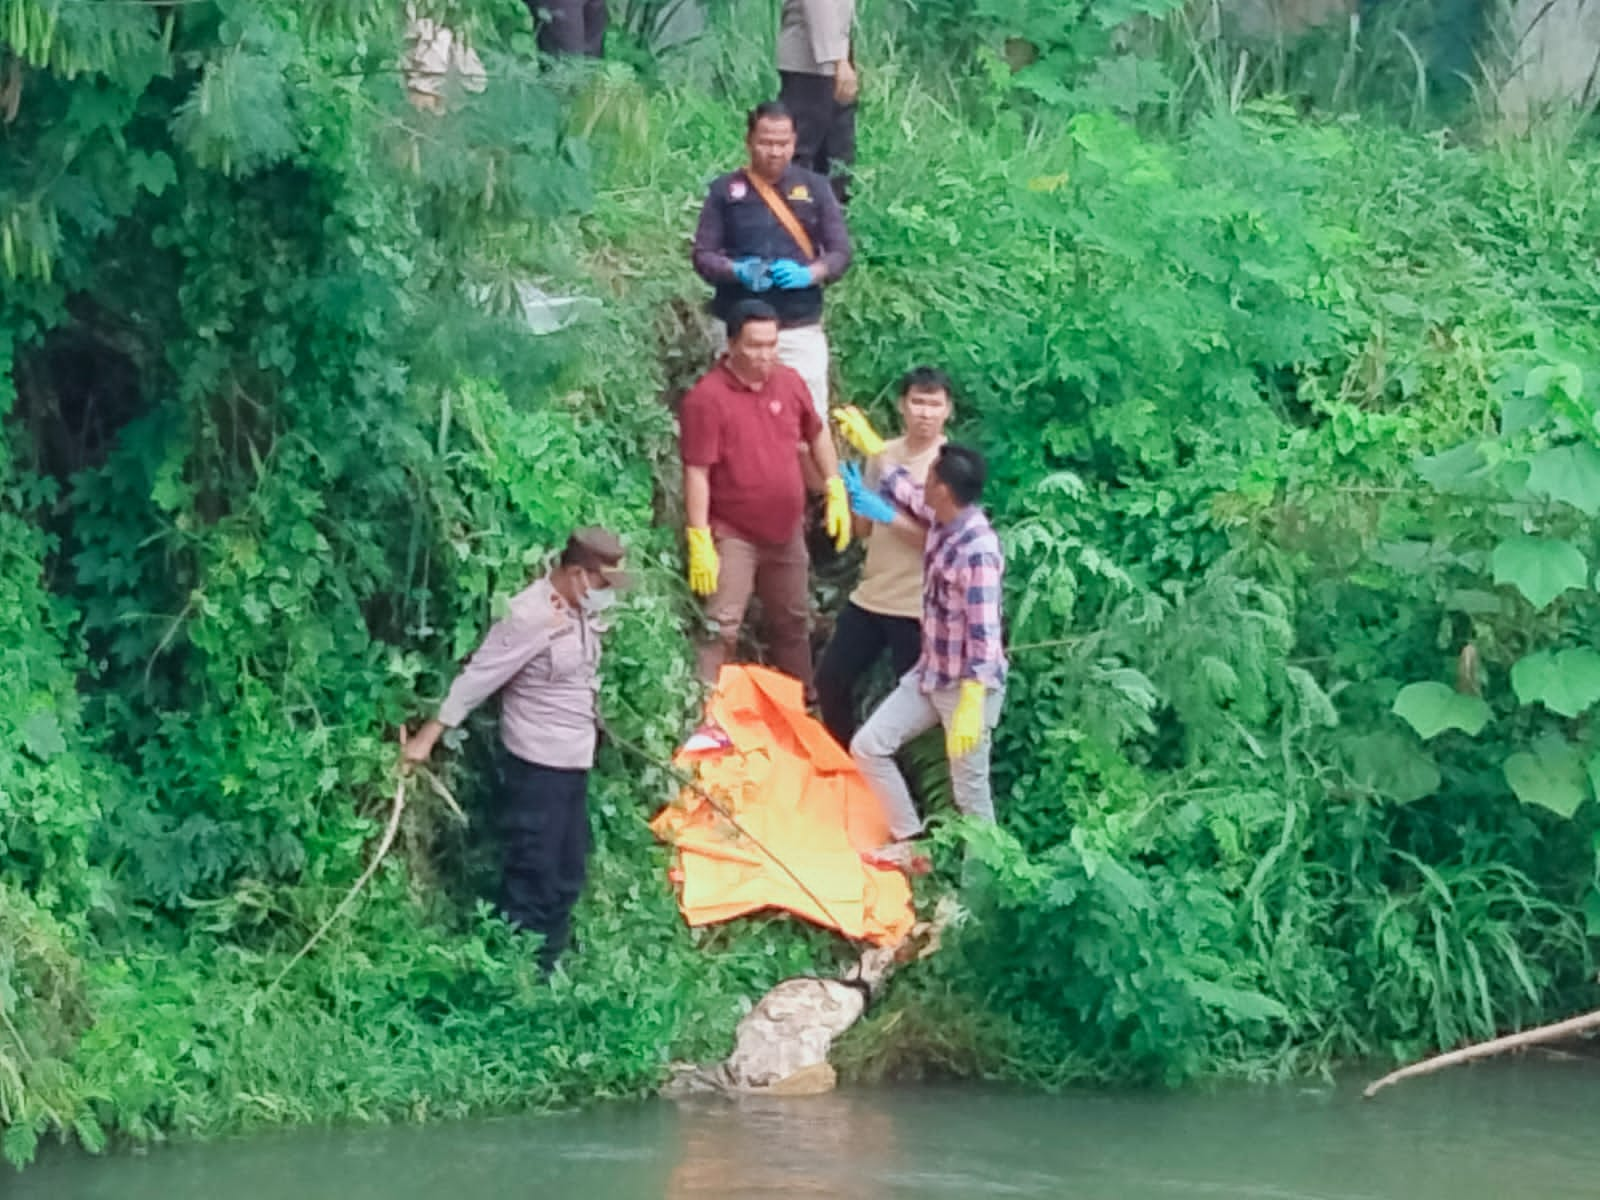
[679,359,822,545]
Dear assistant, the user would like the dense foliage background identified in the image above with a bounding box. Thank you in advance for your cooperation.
[4,0,1600,1168]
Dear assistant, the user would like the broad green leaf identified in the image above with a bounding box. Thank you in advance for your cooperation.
[1526,443,1600,516]
[1526,361,1584,403]
[1372,539,1452,574]
[127,150,177,197]
[1491,536,1588,610]
[19,710,67,760]
[150,460,188,512]
[1414,441,1490,494]
[1044,876,1082,908]
[1188,979,1289,1024]
[1341,729,1441,804]
[1442,588,1506,615]
[1510,648,1600,718]
[1504,737,1588,818]
[1392,682,1490,740]
[1582,890,1600,938]
[1500,376,1549,435]
[1066,55,1175,115]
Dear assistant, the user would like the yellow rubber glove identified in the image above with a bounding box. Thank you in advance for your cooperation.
[946,680,987,759]
[685,526,719,596]
[832,405,885,457]
[824,475,852,552]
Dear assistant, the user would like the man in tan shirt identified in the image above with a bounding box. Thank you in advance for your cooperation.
[402,527,633,974]
[815,367,952,746]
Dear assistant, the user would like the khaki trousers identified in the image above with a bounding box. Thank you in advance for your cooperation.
[696,526,813,694]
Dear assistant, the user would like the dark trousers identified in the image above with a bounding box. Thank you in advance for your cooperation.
[529,0,607,57]
[498,755,590,971]
[815,602,922,748]
[779,71,857,204]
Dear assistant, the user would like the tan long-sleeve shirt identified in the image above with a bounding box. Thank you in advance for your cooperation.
[778,0,855,76]
[436,576,602,770]
[851,436,943,620]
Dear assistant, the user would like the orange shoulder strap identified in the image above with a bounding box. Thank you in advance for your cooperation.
[744,170,816,262]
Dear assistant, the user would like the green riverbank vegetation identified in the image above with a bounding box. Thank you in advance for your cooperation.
[4,0,1600,1168]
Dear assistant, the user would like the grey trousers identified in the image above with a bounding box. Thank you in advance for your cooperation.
[850,672,1005,842]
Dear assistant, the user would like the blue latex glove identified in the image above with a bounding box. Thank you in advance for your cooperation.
[769,258,814,290]
[732,257,771,292]
[842,462,898,524]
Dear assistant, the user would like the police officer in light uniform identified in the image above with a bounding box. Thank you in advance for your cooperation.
[402,527,632,975]
[777,0,858,205]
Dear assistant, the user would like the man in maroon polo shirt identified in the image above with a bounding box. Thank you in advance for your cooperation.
[680,299,851,692]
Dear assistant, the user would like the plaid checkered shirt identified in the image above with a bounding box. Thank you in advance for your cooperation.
[881,467,1008,693]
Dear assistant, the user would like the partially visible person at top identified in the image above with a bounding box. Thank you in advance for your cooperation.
[402,10,487,114]
[814,366,953,748]
[843,445,1007,853]
[778,0,858,206]
[679,300,851,696]
[401,528,633,976]
[529,0,605,57]
[691,100,852,421]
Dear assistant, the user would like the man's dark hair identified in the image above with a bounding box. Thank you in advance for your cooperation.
[932,444,986,507]
[899,365,953,400]
[726,298,780,342]
[746,100,794,135]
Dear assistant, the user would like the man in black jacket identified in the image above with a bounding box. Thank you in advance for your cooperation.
[691,101,853,421]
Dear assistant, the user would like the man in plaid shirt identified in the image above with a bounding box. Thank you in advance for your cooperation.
[841,443,1007,846]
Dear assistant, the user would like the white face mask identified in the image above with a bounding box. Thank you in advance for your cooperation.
[580,586,616,616]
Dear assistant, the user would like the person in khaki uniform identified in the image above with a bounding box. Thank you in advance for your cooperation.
[814,367,953,747]
[777,0,858,205]
[401,528,633,975]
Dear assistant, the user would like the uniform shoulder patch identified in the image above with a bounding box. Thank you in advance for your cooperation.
[787,183,812,202]
[507,583,564,630]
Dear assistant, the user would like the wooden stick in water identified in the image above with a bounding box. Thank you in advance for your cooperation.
[1363,1006,1600,1098]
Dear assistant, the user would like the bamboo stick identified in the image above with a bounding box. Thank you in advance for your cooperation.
[1363,1006,1600,1098]
[268,748,409,991]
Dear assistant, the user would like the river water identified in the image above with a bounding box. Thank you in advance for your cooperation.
[10,1060,1598,1199]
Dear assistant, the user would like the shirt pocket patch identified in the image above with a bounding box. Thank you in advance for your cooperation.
[546,629,584,679]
